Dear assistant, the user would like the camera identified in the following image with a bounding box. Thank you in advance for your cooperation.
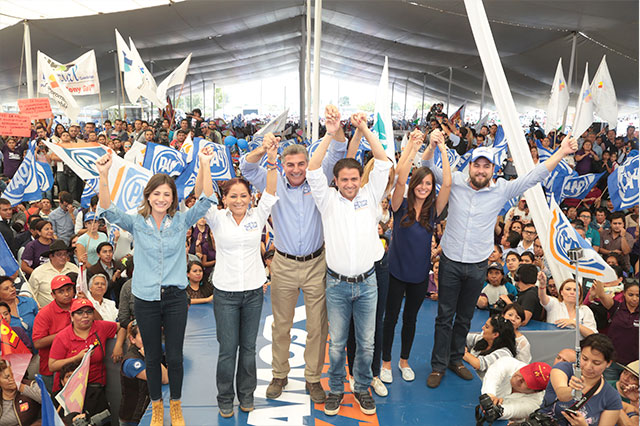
[475,393,504,425]
[71,409,111,426]
[489,297,508,317]
[514,410,559,426]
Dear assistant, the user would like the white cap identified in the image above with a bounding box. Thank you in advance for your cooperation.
[471,147,495,164]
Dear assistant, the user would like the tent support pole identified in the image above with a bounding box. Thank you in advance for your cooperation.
[24,21,34,99]
[420,74,426,125]
[391,81,395,114]
[299,15,306,137]
[403,79,408,120]
[114,51,122,119]
[305,0,312,139]
[480,72,486,118]
[149,61,154,121]
[311,0,322,142]
[447,67,452,115]
[562,31,578,132]
[212,82,216,118]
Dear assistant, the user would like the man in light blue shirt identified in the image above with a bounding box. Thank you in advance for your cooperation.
[422,136,577,388]
[240,111,347,404]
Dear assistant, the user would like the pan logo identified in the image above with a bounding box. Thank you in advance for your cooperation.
[616,157,638,205]
[118,167,148,212]
[152,149,184,175]
[210,145,232,180]
[35,162,52,190]
[66,147,106,177]
[550,210,606,274]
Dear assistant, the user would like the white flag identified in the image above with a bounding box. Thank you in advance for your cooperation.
[571,63,594,138]
[372,57,395,163]
[545,58,570,133]
[545,200,617,282]
[156,54,191,108]
[37,51,100,96]
[128,37,164,105]
[38,52,80,121]
[255,109,289,137]
[590,55,618,126]
[115,29,142,104]
[124,141,146,166]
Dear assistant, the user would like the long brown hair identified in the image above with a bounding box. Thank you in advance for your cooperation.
[401,166,436,231]
[138,173,179,218]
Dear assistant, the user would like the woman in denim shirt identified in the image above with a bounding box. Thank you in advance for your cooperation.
[95,147,217,426]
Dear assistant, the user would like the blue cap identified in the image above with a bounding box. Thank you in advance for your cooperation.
[84,212,96,222]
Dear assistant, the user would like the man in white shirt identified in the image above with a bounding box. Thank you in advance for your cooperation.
[481,358,551,422]
[307,111,391,417]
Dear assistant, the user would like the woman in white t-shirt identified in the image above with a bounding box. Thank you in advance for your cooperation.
[538,272,596,340]
[203,134,278,418]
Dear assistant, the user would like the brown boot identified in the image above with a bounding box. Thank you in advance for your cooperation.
[305,381,327,403]
[170,399,185,426]
[266,377,288,399]
[150,400,163,426]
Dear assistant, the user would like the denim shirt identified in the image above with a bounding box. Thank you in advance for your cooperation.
[97,194,217,301]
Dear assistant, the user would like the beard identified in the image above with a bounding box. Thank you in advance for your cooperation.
[469,173,491,189]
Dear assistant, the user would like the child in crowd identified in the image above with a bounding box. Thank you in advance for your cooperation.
[477,263,517,309]
[502,303,532,363]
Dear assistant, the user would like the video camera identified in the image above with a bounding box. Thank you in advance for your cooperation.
[475,393,504,425]
[71,409,111,426]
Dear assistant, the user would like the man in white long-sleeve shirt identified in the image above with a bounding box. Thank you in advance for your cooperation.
[481,357,551,422]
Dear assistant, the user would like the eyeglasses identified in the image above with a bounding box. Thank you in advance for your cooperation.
[73,309,93,317]
[52,251,70,258]
[523,230,537,235]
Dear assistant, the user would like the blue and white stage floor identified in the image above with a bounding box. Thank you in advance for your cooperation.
[140,290,566,426]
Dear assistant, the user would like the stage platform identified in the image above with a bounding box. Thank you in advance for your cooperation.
[139,290,573,426]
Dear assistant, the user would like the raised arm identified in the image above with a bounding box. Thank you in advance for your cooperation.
[346,115,364,159]
[263,133,278,196]
[196,146,215,198]
[96,152,113,210]
[308,107,340,171]
[357,114,387,161]
[434,131,451,216]
[244,136,268,164]
[537,270,551,306]
[391,129,423,211]
[543,134,578,173]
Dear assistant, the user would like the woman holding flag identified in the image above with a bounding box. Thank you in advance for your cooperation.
[95,145,217,426]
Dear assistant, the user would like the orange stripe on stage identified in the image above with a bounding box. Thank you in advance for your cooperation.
[548,210,605,277]
[110,166,126,202]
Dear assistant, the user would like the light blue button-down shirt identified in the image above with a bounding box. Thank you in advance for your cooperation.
[97,194,217,301]
[424,158,550,263]
[240,140,347,256]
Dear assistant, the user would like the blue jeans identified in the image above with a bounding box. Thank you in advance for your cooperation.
[213,287,263,410]
[347,252,389,378]
[326,273,377,394]
[431,255,487,372]
[134,287,189,401]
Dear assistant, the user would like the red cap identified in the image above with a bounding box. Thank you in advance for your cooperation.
[519,362,552,391]
[50,275,74,291]
[70,298,94,313]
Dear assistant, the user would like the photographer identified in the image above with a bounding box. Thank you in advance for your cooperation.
[479,358,551,422]
[540,334,622,426]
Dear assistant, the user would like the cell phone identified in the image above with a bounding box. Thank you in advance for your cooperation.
[564,408,579,416]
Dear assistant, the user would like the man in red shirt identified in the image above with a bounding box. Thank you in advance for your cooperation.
[31,275,75,393]
[49,298,117,416]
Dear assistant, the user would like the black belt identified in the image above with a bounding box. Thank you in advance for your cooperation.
[276,246,324,262]
[327,267,375,283]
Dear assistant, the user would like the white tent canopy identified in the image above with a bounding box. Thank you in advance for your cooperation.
[0,0,637,113]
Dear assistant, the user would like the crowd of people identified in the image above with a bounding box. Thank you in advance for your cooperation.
[0,102,637,426]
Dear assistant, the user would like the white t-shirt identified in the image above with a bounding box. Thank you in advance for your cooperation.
[542,297,597,339]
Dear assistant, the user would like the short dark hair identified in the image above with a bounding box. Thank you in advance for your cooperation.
[580,333,616,362]
[177,130,188,136]
[506,231,521,248]
[104,120,112,125]
[0,198,10,207]
[96,242,113,254]
[333,158,363,179]
[221,178,251,197]
[521,251,535,263]
[610,211,625,222]
[516,264,538,285]
[506,251,521,261]
[58,191,73,205]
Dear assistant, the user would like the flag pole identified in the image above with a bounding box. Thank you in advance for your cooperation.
[568,248,584,400]
[169,81,186,131]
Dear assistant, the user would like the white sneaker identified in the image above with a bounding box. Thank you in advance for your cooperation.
[348,376,355,393]
[371,377,388,397]
[398,361,415,382]
[380,367,393,383]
